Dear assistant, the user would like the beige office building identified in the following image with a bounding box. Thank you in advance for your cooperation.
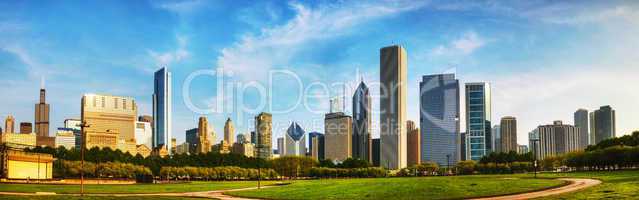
[55,130,76,149]
[2,133,37,148]
[197,116,212,154]
[5,115,15,134]
[255,112,272,159]
[324,112,352,162]
[380,45,408,169]
[406,120,420,166]
[233,142,255,157]
[500,116,518,153]
[81,94,137,153]
[224,118,235,145]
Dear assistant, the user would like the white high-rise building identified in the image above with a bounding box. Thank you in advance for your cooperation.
[284,122,306,156]
[135,121,152,149]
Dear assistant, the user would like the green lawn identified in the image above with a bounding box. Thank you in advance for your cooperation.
[0,196,205,200]
[226,175,566,200]
[0,180,277,194]
[533,170,639,199]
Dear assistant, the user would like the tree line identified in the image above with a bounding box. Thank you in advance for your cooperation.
[159,166,278,181]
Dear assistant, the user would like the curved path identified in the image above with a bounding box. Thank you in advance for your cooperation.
[470,178,601,200]
[0,178,600,200]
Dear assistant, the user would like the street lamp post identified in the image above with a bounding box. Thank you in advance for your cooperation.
[446,154,451,175]
[79,121,90,196]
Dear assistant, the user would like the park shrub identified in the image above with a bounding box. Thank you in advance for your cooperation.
[309,167,386,178]
[159,166,278,181]
[54,160,151,179]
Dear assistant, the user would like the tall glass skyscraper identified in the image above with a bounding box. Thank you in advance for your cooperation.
[379,45,407,170]
[420,74,460,167]
[352,81,372,163]
[153,67,172,151]
[465,82,491,161]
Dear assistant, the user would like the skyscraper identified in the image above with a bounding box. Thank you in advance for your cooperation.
[406,120,420,166]
[224,118,235,145]
[372,138,380,167]
[420,74,460,166]
[4,115,14,134]
[309,132,325,160]
[197,116,211,154]
[352,81,372,163]
[465,82,492,161]
[574,109,590,147]
[35,87,50,137]
[591,105,616,144]
[276,137,285,155]
[492,125,501,153]
[255,112,272,159]
[81,94,137,153]
[285,122,306,156]
[380,45,407,170]
[325,112,352,162]
[500,117,517,153]
[185,128,198,154]
[20,122,33,134]
[153,67,172,152]
[530,121,582,160]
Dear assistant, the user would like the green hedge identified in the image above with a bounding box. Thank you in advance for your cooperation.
[159,166,279,180]
[309,167,387,178]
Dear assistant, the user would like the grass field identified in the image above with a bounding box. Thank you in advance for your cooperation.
[0,180,277,194]
[534,170,639,199]
[0,196,204,200]
[226,175,565,200]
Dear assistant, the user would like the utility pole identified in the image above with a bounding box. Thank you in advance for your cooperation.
[79,121,90,196]
[256,144,261,189]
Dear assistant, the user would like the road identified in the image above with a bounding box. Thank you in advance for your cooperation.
[470,178,602,200]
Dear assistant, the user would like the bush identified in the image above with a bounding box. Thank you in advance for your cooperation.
[159,166,278,180]
[309,167,386,178]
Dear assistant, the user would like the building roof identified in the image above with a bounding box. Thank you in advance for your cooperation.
[287,122,305,141]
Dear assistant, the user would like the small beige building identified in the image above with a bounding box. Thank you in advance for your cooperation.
[324,112,352,162]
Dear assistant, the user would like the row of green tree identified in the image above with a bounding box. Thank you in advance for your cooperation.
[159,166,278,181]
[54,160,152,178]
[396,162,441,176]
[26,146,268,175]
[479,151,534,164]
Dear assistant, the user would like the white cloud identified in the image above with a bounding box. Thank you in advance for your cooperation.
[430,31,486,56]
[217,0,427,81]
[153,0,205,16]
[147,34,190,68]
[461,66,639,145]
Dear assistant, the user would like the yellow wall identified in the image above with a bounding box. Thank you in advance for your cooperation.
[7,160,53,179]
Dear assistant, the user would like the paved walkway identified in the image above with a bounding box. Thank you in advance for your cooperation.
[470,178,602,200]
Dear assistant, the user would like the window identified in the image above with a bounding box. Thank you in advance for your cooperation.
[123,99,127,109]
[114,98,119,109]
[101,97,105,108]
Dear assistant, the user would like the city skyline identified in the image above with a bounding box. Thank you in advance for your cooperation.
[1,1,639,147]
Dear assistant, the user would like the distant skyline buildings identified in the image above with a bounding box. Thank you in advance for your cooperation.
[352,81,372,163]
[80,94,137,153]
[574,109,590,147]
[34,87,50,137]
[284,122,306,156]
[500,116,517,153]
[4,115,15,134]
[420,73,460,166]
[406,120,420,166]
[530,121,582,160]
[19,122,32,134]
[255,112,272,159]
[153,67,172,152]
[324,112,352,162]
[592,105,616,144]
[309,132,325,160]
[465,82,492,161]
[379,45,408,170]
[197,116,211,154]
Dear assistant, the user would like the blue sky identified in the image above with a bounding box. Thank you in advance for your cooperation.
[1,0,638,146]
